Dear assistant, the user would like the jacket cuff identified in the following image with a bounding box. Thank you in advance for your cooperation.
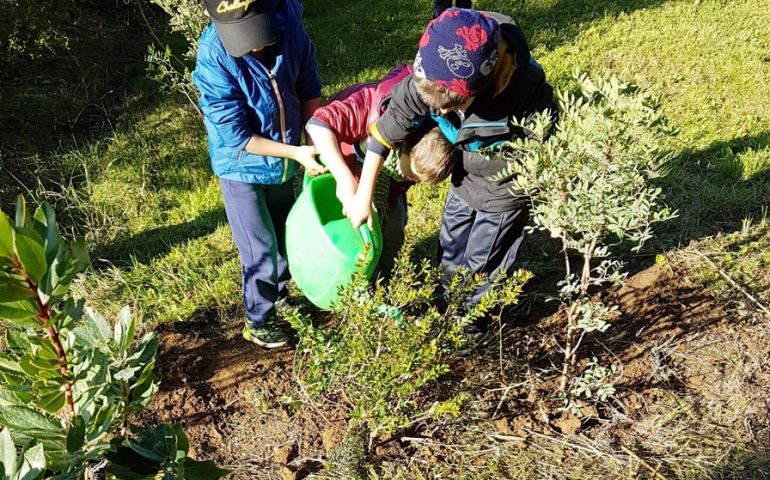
[369,123,395,151]
[367,137,391,157]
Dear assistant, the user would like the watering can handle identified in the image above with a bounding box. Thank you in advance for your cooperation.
[359,224,373,246]
[302,155,327,189]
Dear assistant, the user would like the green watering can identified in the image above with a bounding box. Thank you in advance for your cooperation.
[285,172,383,310]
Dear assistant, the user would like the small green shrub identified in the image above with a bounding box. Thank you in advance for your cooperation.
[0,0,72,61]
[0,197,226,479]
[143,0,208,108]
[500,72,676,391]
[288,246,531,444]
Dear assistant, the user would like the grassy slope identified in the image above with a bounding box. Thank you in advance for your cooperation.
[27,0,764,327]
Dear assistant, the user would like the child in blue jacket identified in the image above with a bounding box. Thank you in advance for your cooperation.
[193,0,323,348]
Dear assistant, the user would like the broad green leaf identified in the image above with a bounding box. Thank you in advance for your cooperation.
[0,212,13,259]
[127,362,158,412]
[114,366,141,383]
[38,204,60,263]
[0,354,24,375]
[0,302,38,328]
[17,443,45,480]
[124,334,158,367]
[14,197,27,229]
[75,309,112,350]
[171,423,188,462]
[69,238,90,273]
[0,429,17,479]
[183,458,230,480]
[0,406,64,436]
[21,355,60,379]
[66,416,85,454]
[5,330,31,356]
[13,229,47,284]
[0,282,36,303]
[35,390,66,414]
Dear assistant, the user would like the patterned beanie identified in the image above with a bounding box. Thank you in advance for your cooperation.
[414,8,500,97]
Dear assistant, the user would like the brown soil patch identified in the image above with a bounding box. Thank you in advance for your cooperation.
[139,321,346,479]
[141,261,770,478]
[383,261,770,478]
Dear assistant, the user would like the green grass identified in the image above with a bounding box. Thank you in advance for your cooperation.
[2,0,768,326]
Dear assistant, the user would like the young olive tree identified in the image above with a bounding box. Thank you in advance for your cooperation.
[498,73,676,392]
[0,197,227,479]
[142,0,208,110]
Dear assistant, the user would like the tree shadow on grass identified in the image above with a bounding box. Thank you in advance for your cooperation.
[0,3,166,211]
[92,208,227,269]
[657,132,770,248]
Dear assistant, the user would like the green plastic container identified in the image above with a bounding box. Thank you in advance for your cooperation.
[285,173,383,309]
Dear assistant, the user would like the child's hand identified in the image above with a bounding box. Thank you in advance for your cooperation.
[343,192,374,230]
[294,145,327,176]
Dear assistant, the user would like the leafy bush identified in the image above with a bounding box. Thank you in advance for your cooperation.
[288,247,531,443]
[0,197,226,478]
[143,0,208,108]
[500,73,676,391]
[0,0,72,61]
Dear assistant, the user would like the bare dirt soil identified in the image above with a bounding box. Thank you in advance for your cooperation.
[143,260,770,479]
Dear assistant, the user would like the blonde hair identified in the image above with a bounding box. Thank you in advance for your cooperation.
[400,127,459,184]
[414,76,471,111]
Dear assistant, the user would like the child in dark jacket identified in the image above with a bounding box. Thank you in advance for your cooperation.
[347,9,555,309]
[306,64,459,275]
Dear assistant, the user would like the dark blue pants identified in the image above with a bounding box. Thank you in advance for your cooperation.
[439,185,528,306]
[219,178,294,327]
[434,0,472,17]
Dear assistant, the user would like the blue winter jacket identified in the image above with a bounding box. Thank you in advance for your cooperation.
[192,0,321,185]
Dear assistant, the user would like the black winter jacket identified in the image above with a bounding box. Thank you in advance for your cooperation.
[368,12,554,212]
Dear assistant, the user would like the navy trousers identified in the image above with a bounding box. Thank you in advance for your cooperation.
[219,177,294,327]
[434,0,472,17]
[439,185,528,306]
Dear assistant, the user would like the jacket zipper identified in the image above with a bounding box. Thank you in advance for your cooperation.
[258,63,290,183]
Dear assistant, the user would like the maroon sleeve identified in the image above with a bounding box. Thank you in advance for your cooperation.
[309,84,376,144]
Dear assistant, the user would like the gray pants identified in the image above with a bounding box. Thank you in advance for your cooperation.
[378,194,408,279]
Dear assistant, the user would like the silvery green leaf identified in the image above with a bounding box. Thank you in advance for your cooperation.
[75,308,112,351]
[0,429,17,479]
[17,444,45,480]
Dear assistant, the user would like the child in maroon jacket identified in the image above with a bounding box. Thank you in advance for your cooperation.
[305,64,459,275]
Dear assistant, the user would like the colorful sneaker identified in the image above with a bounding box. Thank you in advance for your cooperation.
[242,319,289,349]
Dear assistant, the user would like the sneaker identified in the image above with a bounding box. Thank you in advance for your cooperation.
[242,319,289,349]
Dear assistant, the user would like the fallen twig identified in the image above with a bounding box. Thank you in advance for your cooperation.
[694,251,770,318]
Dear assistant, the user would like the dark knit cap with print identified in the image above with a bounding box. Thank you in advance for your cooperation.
[413,8,500,97]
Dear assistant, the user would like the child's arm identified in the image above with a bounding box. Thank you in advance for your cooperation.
[243,135,326,176]
[306,85,377,205]
[305,123,358,204]
[344,149,384,230]
[347,76,430,228]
